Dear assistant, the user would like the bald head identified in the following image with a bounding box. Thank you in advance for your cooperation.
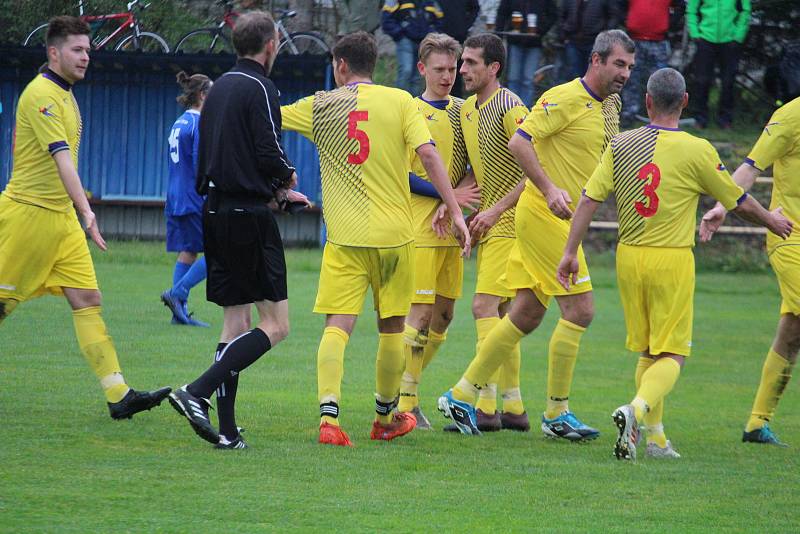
[646,68,687,115]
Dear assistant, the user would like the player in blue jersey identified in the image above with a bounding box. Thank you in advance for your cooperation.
[161,71,212,327]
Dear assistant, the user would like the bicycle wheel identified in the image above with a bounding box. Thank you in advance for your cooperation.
[174,28,233,55]
[278,32,329,56]
[24,23,49,47]
[114,31,170,53]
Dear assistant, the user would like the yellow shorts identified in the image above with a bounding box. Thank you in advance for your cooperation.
[769,245,800,315]
[616,243,694,357]
[412,246,463,304]
[0,196,98,303]
[314,242,415,318]
[476,237,515,298]
[503,189,591,307]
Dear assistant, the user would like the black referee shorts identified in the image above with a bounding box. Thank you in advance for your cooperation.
[203,191,288,306]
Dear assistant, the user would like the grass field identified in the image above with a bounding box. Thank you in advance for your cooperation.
[2,241,798,532]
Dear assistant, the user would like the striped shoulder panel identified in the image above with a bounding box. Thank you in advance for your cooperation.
[611,126,660,244]
[446,97,468,186]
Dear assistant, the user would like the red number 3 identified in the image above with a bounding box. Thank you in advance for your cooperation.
[635,162,661,218]
[347,110,370,164]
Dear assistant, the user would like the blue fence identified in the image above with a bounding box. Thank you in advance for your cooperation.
[0,48,331,203]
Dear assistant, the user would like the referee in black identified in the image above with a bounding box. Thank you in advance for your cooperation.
[168,11,308,449]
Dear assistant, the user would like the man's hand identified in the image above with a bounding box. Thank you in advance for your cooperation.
[768,207,794,239]
[288,171,298,189]
[556,253,579,290]
[452,214,472,258]
[432,203,450,238]
[453,181,481,212]
[468,207,500,241]
[544,185,573,219]
[699,204,727,242]
[81,210,107,251]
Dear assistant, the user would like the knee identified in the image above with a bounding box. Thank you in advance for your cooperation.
[511,307,543,334]
[564,304,594,328]
[266,319,289,345]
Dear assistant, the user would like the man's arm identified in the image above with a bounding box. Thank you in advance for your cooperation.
[508,132,573,218]
[251,85,296,190]
[731,194,792,239]
[557,194,601,289]
[468,177,525,240]
[699,163,759,242]
[53,151,107,251]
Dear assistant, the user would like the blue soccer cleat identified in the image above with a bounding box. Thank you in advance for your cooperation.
[742,423,788,447]
[541,411,600,441]
[437,390,481,435]
[161,290,191,324]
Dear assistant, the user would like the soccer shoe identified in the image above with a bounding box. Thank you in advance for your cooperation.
[437,390,481,436]
[541,411,600,441]
[168,385,219,444]
[501,411,531,432]
[319,422,353,447]
[646,440,681,458]
[742,424,788,447]
[476,409,502,432]
[410,406,432,430]
[161,290,191,324]
[612,404,639,461]
[185,311,210,328]
[215,433,248,450]
[108,386,171,420]
[371,412,416,441]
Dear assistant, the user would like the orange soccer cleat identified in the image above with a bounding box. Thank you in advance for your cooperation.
[370,412,416,441]
[319,422,354,447]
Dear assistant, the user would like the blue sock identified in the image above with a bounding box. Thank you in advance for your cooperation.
[172,261,191,290]
[173,256,207,302]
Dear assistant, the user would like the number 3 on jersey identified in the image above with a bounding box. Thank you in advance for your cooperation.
[635,162,661,217]
[347,110,369,164]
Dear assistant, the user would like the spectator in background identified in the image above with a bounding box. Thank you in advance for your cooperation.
[337,0,383,35]
[438,0,481,97]
[495,0,556,107]
[687,0,751,129]
[620,0,676,127]
[382,0,444,95]
[559,0,621,82]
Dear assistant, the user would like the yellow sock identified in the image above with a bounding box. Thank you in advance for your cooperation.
[746,348,794,432]
[632,357,681,421]
[474,317,500,413]
[421,329,446,371]
[72,306,129,403]
[545,319,585,419]
[634,356,666,446]
[464,316,525,409]
[375,332,405,424]
[453,378,480,404]
[398,324,427,413]
[317,326,349,426]
[501,342,524,414]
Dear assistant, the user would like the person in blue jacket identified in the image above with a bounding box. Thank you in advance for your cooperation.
[161,71,212,327]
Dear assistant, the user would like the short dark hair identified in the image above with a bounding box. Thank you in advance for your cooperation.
[232,11,276,57]
[647,68,686,114]
[463,33,506,76]
[176,71,212,108]
[46,15,90,48]
[592,29,636,62]
[332,32,377,77]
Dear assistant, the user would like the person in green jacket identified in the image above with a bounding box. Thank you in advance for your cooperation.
[687,0,751,129]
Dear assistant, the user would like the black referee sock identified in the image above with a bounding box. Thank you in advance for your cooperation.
[212,342,240,439]
[188,329,271,399]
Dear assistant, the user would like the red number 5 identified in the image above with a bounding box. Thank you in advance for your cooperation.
[635,162,661,218]
[347,110,370,164]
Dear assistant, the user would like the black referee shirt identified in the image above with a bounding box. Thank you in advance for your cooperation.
[197,58,295,199]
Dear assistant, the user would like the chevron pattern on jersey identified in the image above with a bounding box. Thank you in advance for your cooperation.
[446,97,468,187]
[611,126,660,244]
[71,93,82,155]
[312,85,369,244]
[601,93,621,156]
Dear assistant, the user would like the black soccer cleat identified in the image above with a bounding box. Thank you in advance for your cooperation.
[215,433,248,450]
[168,385,220,444]
[108,386,172,420]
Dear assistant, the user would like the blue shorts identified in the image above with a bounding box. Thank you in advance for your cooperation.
[166,213,204,253]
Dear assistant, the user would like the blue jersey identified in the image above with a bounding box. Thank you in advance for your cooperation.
[166,109,204,215]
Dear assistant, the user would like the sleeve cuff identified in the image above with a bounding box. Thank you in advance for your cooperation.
[736,193,748,207]
[515,128,532,141]
[48,141,69,155]
[583,189,604,203]
[744,157,763,171]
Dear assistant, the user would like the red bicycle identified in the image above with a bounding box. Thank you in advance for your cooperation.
[173,0,329,57]
[23,0,169,52]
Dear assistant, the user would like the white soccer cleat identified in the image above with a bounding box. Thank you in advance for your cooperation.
[646,440,681,459]
[611,404,639,461]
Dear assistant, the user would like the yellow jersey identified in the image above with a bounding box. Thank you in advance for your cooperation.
[746,97,800,252]
[410,96,468,247]
[517,77,620,209]
[462,87,528,241]
[4,70,82,212]
[584,125,744,247]
[282,83,433,248]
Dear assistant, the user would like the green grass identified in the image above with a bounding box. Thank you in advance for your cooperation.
[2,242,798,531]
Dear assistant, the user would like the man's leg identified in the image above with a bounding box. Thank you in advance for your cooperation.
[398,303,432,414]
[214,305,251,443]
[371,314,417,441]
[395,37,416,94]
[318,314,357,429]
[717,41,741,127]
[473,293,503,420]
[423,295,456,371]
[634,354,667,448]
[506,43,525,104]
[690,39,715,128]
[64,287,171,419]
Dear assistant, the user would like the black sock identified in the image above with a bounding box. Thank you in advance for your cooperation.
[188,329,271,399]
[211,343,238,439]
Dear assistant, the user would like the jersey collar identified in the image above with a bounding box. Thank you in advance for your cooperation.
[42,67,72,91]
[236,58,267,76]
[645,124,680,131]
[579,78,603,102]
[419,96,449,110]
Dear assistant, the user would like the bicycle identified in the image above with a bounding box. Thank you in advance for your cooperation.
[23,0,169,53]
[173,0,329,57]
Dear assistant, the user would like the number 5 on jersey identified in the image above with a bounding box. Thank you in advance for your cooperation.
[635,162,661,217]
[347,110,369,164]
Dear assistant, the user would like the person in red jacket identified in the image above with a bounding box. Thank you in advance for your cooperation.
[620,0,678,127]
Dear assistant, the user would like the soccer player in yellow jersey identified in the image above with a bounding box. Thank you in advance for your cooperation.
[557,68,792,460]
[437,30,633,437]
[397,33,481,429]
[281,32,470,446]
[700,95,800,447]
[0,17,170,420]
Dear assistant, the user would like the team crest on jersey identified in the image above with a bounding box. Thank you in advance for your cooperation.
[716,163,726,171]
[426,113,437,121]
[542,100,557,115]
[515,115,526,125]
[764,121,780,135]
[585,101,593,109]
[465,110,474,122]
[38,104,55,117]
